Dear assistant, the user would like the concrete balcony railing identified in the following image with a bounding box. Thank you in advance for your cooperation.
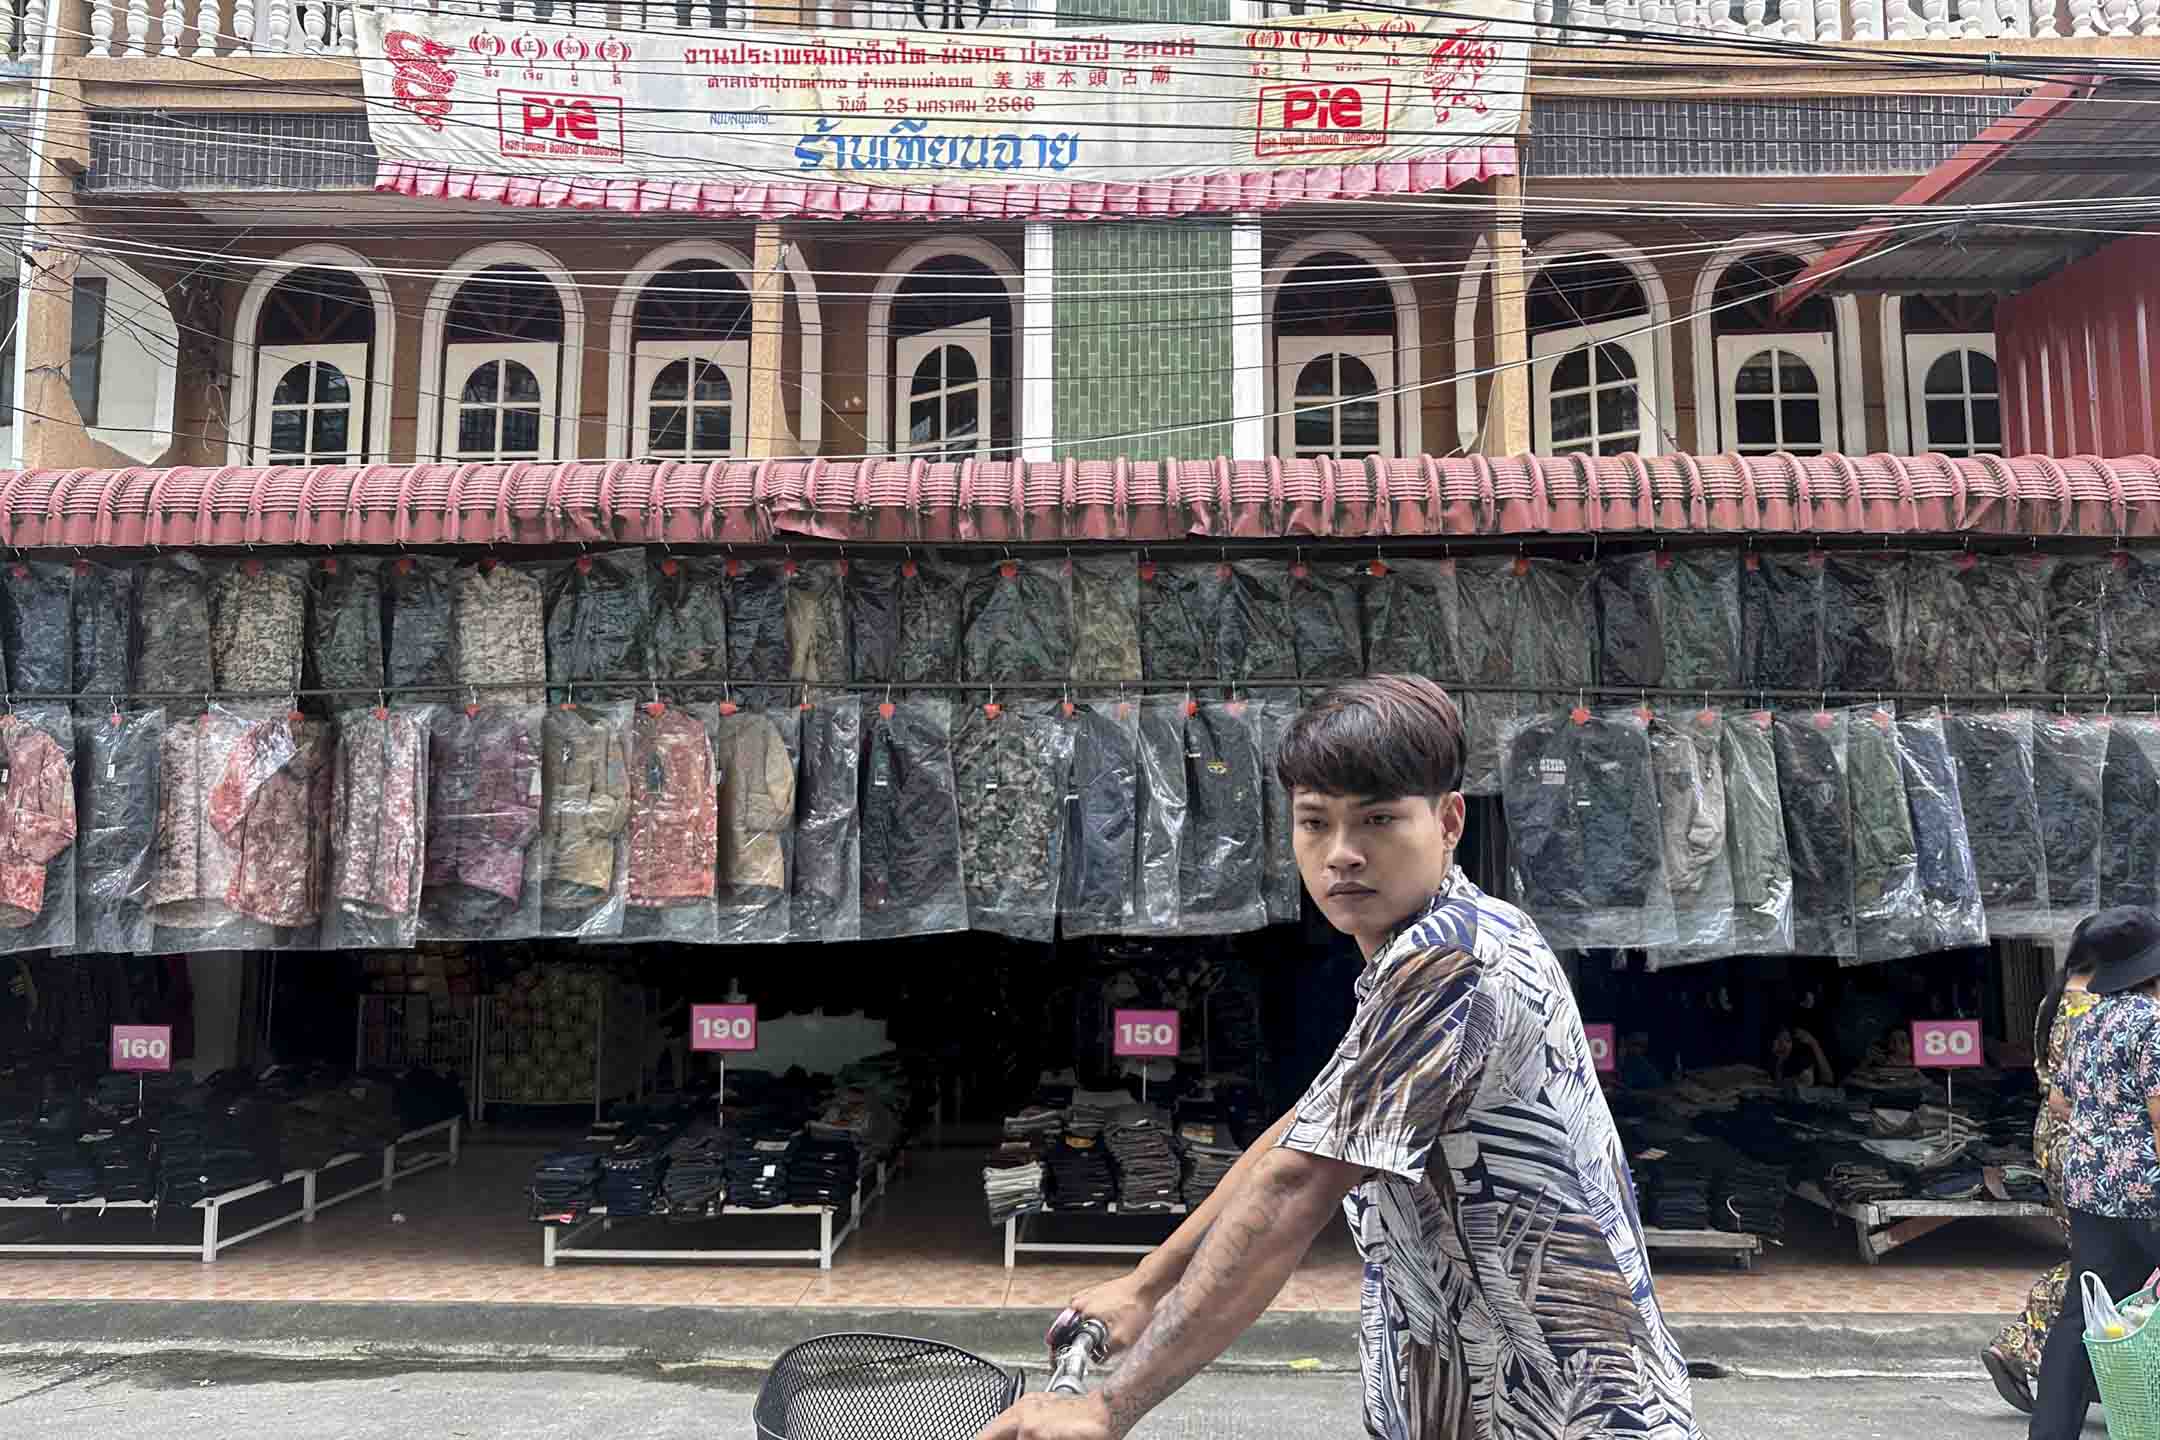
[1536,0,2124,42]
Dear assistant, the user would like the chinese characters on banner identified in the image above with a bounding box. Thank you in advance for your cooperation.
[360,6,1528,211]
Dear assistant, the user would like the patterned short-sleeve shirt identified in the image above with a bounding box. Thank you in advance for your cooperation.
[1278,870,1699,1440]
[2060,992,2160,1218]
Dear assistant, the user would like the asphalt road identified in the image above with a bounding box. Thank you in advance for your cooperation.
[0,1353,2111,1438]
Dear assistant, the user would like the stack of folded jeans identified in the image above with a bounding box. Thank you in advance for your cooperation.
[1179,1142,1239,1208]
[1068,1089,1131,1141]
[599,1136,669,1218]
[1642,1153,1711,1230]
[728,1130,800,1209]
[528,1151,604,1222]
[1005,1106,1064,1143]
[1825,1161,1906,1205]
[34,1136,96,1204]
[84,1124,155,1201]
[1714,1159,1787,1238]
[2001,1165,2050,1204]
[984,1141,1046,1224]
[1104,1106,1182,1213]
[0,1127,34,1198]
[790,1137,861,1209]
[1920,1168,1988,1201]
[663,1129,730,1220]
[1047,1134,1116,1212]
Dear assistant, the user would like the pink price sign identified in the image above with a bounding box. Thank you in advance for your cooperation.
[692,1004,758,1053]
[1912,1019,1983,1068]
[111,1024,172,1072]
[1113,1010,1180,1059]
[1583,1024,1616,1075]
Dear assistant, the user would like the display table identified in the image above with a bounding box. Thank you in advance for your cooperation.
[1641,1227,1761,1271]
[1791,1180,2053,1264]
[1004,1203,1188,1268]
[0,1117,461,1263]
[542,1154,897,1271]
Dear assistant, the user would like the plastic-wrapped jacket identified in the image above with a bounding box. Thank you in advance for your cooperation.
[2034,713,2107,937]
[1846,707,1927,965]
[1250,691,1302,925]
[1220,560,1295,684]
[789,694,861,943]
[1502,708,1677,949]
[1947,710,2049,936]
[0,707,76,954]
[1821,552,1904,692]
[2102,715,2160,909]
[324,705,433,950]
[1289,562,1362,682]
[1138,561,1223,686]
[619,701,721,946]
[69,708,160,955]
[2048,556,2111,694]
[1897,708,1987,953]
[1059,699,1138,932]
[1772,710,1856,959]
[850,557,969,686]
[387,556,457,692]
[1594,553,1665,689]
[420,704,544,942]
[1062,554,1140,687]
[72,561,133,707]
[2114,551,2160,693]
[2,562,71,696]
[650,556,729,691]
[1129,698,1191,933]
[786,559,850,685]
[1647,710,1735,954]
[1741,552,1823,691]
[210,559,309,695]
[1900,553,2047,693]
[1358,558,1460,679]
[1455,555,1522,796]
[1648,709,1792,969]
[954,701,1072,941]
[539,702,632,939]
[859,700,965,940]
[712,705,798,945]
[545,550,650,699]
[136,555,212,704]
[725,559,792,690]
[963,559,1072,684]
[309,557,385,695]
[1177,701,1267,934]
[1660,550,1743,690]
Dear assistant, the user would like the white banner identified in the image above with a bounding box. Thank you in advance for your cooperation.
[360,6,1527,199]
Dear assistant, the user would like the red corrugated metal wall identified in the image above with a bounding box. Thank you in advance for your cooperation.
[2000,232,2160,458]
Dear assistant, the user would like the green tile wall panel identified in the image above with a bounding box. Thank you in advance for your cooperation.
[1056,0,1227,21]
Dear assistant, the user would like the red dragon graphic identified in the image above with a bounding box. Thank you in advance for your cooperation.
[385,30,457,133]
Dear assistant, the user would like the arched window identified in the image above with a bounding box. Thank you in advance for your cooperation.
[1271,249,1398,461]
[251,266,372,465]
[441,264,564,462]
[882,256,1013,458]
[1530,255,1656,456]
[631,260,748,461]
[1895,294,1999,457]
[1917,348,2000,457]
[0,258,180,465]
[1710,250,1841,455]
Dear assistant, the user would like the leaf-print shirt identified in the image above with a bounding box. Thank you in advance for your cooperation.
[1278,870,1699,1440]
[2059,992,2160,1218]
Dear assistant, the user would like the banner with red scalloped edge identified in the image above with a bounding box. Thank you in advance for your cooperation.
[358,6,1526,218]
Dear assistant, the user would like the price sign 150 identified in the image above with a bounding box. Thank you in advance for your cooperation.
[692,1004,758,1052]
[111,1024,172,1072]
[1113,1009,1180,1059]
[1583,1023,1616,1075]
[1912,1019,1982,1068]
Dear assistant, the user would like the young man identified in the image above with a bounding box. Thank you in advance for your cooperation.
[979,676,1699,1440]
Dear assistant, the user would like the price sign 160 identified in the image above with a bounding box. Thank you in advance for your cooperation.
[692,1004,758,1052]
[1113,1009,1180,1059]
[1912,1019,1982,1068]
[111,1024,172,1072]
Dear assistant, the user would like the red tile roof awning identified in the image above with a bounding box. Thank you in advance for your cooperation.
[3,454,2158,549]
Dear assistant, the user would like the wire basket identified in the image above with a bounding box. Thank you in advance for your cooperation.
[753,1333,1024,1440]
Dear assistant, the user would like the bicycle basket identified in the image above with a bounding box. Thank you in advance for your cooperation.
[753,1333,1024,1440]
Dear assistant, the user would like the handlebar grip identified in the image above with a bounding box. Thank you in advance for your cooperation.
[1047,1318,1109,1396]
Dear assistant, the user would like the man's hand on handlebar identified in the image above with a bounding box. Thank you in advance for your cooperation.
[1050,1271,1163,1358]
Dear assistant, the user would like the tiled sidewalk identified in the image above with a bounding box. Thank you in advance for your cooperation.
[0,1143,2060,1316]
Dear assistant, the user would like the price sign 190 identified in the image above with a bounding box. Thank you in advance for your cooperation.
[1583,1023,1616,1075]
[111,1024,172,1073]
[1113,1009,1180,1059]
[692,1004,758,1053]
[1912,1019,1982,1068]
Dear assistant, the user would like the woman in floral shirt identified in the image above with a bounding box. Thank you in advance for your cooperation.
[2030,906,2160,1440]
[1985,946,2100,1412]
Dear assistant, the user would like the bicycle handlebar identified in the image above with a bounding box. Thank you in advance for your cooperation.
[1047,1318,1109,1396]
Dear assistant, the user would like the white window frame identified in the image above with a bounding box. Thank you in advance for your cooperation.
[441,340,560,463]
[1716,332,1840,455]
[1905,332,2001,457]
[1274,335,1395,461]
[253,341,368,466]
[1531,315,1658,457]
[894,319,992,460]
[633,340,748,461]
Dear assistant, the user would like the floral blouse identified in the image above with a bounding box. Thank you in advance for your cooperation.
[2035,987,2099,1175]
[2060,992,2160,1218]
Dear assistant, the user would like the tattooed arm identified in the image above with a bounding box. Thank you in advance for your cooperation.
[976,1146,1359,1440]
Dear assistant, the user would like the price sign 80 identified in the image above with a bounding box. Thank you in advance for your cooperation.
[1911,1019,1982,1068]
